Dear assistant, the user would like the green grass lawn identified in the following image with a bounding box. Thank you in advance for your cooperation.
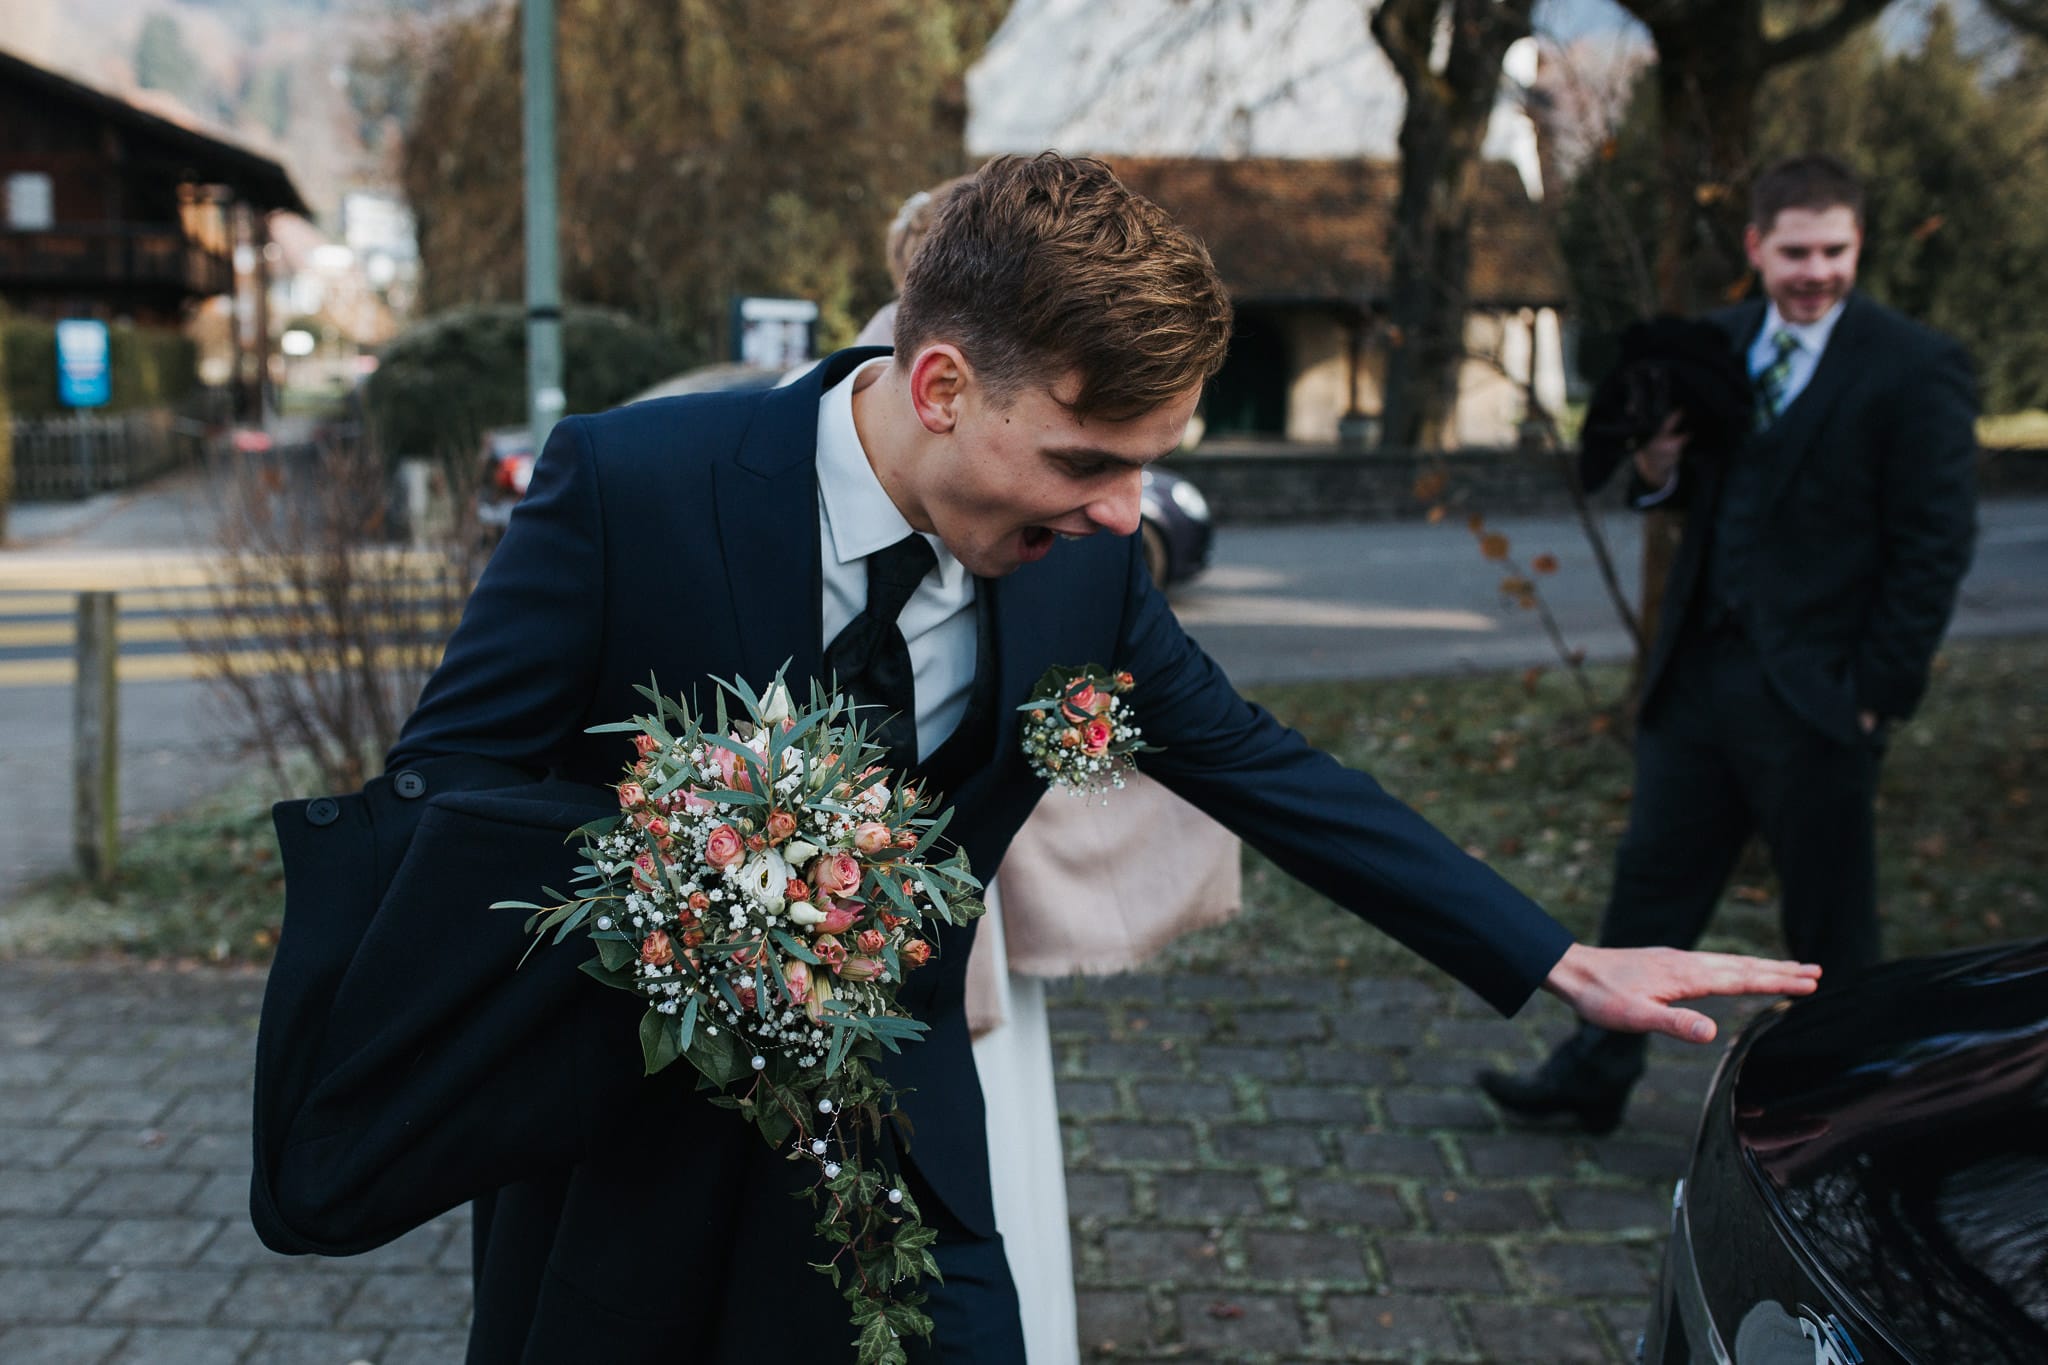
[1161,633,2048,979]
[6,636,2043,974]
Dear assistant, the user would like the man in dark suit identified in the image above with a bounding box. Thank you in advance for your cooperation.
[251,153,1821,1363]
[1480,154,1978,1136]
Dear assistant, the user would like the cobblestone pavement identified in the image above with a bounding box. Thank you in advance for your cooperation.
[0,959,1761,1364]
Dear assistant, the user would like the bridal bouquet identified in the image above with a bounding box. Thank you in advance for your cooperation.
[506,672,984,1364]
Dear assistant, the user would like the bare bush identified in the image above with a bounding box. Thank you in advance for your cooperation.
[181,423,486,795]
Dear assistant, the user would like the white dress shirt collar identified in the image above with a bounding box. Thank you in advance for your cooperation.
[1759,297,1846,359]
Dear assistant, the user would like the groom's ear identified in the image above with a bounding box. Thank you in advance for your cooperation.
[908,344,972,435]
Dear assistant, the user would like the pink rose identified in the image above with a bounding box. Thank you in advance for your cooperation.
[838,956,885,981]
[853,822,893,855]
[618,782,647,810]
[645,816,670,839]
[855,928,887,955]
[687,891,711,913]
[784,878,810,903]
[817,902,860,936]
[634,734,660,757]
[639,930,673,967]
[814,935,848,970]
[737,985,758,1011]
[705,825,744,870]
[630,853,657,890]
[899,939,932,969]
[1082,718,1113,755]
[782,960,811,1004]
[808,852,862,899]
[1061,681,1097,723]
[766,810,798,845]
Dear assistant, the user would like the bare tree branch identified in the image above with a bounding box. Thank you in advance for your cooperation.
[1764,0,1895,68]
[1981,0,2048,38]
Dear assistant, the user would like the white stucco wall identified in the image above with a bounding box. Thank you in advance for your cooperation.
[968,0,1545,198]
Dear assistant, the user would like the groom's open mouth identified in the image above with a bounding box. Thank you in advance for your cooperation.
[1018,526,1058,563]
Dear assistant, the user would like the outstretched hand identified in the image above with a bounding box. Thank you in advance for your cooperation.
[1543,944,1821,1044]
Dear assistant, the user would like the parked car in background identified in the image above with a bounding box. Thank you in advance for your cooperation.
[476,362,1218,587]
[475,425,537,539]
[1642,936,2048,1364]
[476,365,782,541]
[1140,464,1213,588]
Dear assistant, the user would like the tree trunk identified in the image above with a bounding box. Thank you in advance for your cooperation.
[1379,101,1471,449]
[1637,19,1765,693]
[1372,0,1533,452]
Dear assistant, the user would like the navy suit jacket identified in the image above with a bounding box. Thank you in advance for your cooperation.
[252,348,1574,1361]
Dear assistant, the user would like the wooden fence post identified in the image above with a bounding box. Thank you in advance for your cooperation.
[74,591,118,885]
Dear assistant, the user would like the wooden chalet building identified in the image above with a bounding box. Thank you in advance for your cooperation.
[0,45,305,369]
[1110,157,1569,448]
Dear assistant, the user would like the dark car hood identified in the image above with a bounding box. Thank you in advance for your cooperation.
[1730,938,2048,1362]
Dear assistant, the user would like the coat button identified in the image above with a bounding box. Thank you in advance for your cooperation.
[393,770,427,800]
[306,797,340,827]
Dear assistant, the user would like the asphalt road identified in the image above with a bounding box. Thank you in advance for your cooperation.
[3,492,2044,893]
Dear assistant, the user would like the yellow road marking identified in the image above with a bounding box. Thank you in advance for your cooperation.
[0,549,470,591]
[0,643,449,687]
[0,610,462,648]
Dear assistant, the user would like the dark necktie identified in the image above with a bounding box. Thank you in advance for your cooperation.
[823,532,937,775]
[1753,328,1799,430]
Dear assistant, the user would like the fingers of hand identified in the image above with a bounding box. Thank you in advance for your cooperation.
[1663,952,1821,1000]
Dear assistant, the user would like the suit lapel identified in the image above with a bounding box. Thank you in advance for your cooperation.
[1753,293,1874,511]
[709,348,889,693]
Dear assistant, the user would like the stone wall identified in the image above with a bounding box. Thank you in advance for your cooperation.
[1173,443,2048,525]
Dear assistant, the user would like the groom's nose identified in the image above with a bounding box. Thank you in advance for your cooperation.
[1086,469,1144,538]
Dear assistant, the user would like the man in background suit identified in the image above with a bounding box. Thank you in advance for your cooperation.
[1481,154,1979,1136]
[252,153,1823,1363]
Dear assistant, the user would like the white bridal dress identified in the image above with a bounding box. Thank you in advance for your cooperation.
[969,882,1080,1365]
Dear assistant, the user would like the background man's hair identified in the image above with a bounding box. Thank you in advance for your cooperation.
[893,152,1233,420]
[885,175,973,291]
[1750,153,1865,231]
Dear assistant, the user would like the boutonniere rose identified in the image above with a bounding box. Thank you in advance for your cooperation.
[1016,664,1158,798]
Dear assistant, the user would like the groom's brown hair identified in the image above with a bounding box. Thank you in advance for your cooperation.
[893,152,1233,420]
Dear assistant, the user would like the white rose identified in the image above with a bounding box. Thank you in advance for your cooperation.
[761,682,794,726]
[784,839,821,866]
[737,850,791,909]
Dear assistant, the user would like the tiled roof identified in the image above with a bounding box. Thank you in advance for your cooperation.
[1110,156,1567,309]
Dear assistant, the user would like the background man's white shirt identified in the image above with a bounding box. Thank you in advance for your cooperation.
[1748,298,1845,412]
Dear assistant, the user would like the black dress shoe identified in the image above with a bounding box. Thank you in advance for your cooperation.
[1476,1026,1647,1136]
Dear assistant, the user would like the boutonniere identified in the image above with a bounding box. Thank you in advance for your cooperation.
[1016,664,1157,797]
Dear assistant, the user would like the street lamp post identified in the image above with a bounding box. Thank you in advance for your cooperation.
[523,0,564,452]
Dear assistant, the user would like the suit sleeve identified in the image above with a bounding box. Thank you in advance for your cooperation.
[1854,336,1979,719]
[1110,545,1574,1015]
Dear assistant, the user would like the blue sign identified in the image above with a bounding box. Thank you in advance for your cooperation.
[56,319,111,409]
